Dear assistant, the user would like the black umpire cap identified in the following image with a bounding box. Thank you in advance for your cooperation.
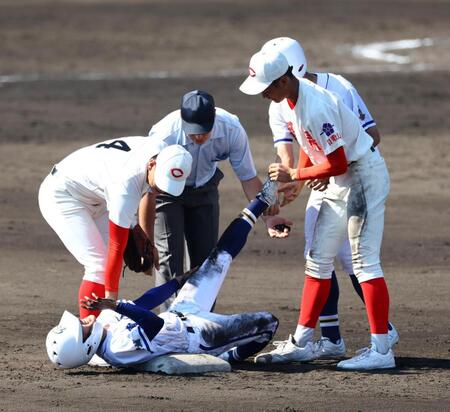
[181,90,216,135]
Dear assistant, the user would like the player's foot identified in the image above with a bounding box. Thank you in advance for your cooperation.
[314,337,346,359]
[388,322,399,348]
[88,354,111,367]
[337,347,395,370]
[257,178,278,207]
[254,335,317,364]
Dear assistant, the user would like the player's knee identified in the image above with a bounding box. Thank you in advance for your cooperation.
[353,263,384,283]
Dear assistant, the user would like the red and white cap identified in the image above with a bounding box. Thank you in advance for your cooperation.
[261,37,307,79]
[239,50,290,95]
[154,145,192,196]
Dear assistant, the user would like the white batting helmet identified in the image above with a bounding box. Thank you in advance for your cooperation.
[46,311,104,369]
[261,37,307,79]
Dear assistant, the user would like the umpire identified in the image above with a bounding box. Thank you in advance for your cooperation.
[147,90,277,311]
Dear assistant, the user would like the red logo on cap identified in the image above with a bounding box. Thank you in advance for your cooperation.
[171,168,184,179]
[249,67,256,77]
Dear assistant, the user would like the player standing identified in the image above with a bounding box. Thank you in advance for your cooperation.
[240,50,395,370]
[259,37,398,358]
[38,137,192,318]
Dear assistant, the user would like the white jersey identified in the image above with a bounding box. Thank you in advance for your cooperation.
[96,309,188,367]
[271,79,373,165]
[270,72,376,148]
[54,136,166,228]
[148,108,257,188]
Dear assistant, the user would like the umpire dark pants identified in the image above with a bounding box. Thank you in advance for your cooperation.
[154,169,223,312]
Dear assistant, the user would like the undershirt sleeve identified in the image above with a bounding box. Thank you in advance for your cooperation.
[115,302,164,341]
[104,221,129,293]
[295,146,348,180]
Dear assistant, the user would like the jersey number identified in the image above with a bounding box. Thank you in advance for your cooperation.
[96,140,131,152]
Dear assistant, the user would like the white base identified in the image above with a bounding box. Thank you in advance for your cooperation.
[134,353,232,375]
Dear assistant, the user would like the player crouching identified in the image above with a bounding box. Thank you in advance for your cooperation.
[46,179,288,369]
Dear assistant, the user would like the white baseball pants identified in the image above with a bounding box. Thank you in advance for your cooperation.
[168,250,278,355]
[38,173,109,284]
[305,149,390,283]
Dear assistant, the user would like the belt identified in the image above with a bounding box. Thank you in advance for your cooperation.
[171,311,195,334]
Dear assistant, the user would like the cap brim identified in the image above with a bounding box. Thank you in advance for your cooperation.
[239,76,271,95]
[156,178,185,197]
[182,119,214,135]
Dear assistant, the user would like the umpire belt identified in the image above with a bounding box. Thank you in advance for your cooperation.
[170,311,195,334]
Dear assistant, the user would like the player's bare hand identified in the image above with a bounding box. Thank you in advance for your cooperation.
[278,181,304,207]
[268,163,296,183]
[265,215,293,238]
[307,178,329,192]
[264,202,280,216]
[81,293,117,311]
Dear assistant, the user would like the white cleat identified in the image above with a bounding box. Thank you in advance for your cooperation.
[388,322,399,348]
[257,178,278,207]
[254,335,317,364]
[337,347,395,370]
[88,354,111,368]
[314,337,346,359]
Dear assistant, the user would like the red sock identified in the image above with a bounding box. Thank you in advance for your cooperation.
[78,280,105,318]
[298,275,332,328]
[360,277,389,334]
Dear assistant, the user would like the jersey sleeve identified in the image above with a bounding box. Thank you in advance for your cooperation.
[307,100,345,156]
[269,102,294,147]
[228,124,257,181]
[342,87,376,131]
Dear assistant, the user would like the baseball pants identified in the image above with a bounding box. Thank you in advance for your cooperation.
[305,149,390,282]
[38,172,110,285]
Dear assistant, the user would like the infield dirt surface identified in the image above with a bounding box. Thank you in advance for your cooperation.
[1,1,449,411]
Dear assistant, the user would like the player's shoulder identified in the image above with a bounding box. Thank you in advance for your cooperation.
[300,78,338,104]
[318,72,356,94]
[150,110,182,135]
[214,107,244,132]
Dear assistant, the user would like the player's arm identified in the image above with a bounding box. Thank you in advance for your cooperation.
[276,143,306,205]
[104,221,130,300]
[138,191,160,270]
[366,126,381,147]
[269,146,347,182]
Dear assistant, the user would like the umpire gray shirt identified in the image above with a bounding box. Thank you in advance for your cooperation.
[148,108,257,188]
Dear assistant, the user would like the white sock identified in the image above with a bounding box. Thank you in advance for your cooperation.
[293,325,314,347]
[371,333,389,354]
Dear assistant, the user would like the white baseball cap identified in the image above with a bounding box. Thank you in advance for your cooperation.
[239,50,290,95]
[261,37,307,79]
[154,145,192,196]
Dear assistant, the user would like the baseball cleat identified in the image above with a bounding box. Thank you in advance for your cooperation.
[257,178,278,207]
[314,337,346,359]
[336,347,395,370]
[254,335,317,364]
[388,322,399,348]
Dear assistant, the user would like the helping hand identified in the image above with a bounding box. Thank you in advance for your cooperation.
[268,163,296,183]
[81,293,117,311]
[265,215,294,238]
[278,181,303,207]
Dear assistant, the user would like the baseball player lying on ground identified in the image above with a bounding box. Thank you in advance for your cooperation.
[46,179,280,369]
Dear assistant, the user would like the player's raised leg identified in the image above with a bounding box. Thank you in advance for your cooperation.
[169,179,278,314]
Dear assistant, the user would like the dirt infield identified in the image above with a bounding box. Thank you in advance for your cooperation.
[1,1,449,411]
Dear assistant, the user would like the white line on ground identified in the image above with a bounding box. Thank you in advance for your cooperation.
[1,38,448,85]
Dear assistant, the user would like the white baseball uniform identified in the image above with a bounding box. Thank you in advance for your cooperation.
[96,251,278,367]
[278,78,389,281]
[38,136,166,284]
[270,72,378,275]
